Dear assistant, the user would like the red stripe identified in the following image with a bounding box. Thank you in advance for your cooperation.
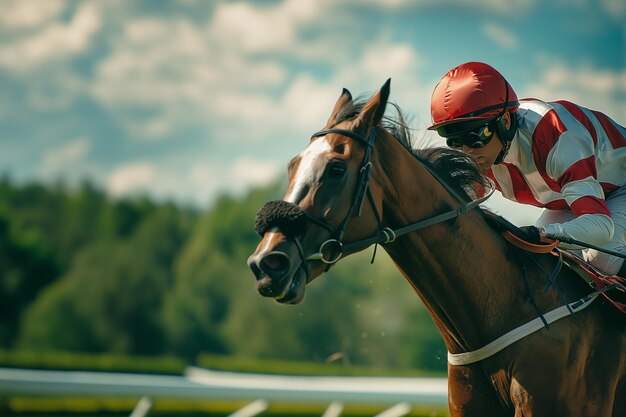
[555,100,597,146]
[532,109,567,192]
[600,182,620,196]
[591,110,626,149]
[556,155,597,187]
[489,165,574,210]
[501,163,542,206]
[492,164,568,210]
[569,196,611,217]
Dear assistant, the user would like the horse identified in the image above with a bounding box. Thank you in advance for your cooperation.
[247,80,626,417]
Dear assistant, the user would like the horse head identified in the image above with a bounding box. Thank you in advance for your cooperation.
[247,80,392,304]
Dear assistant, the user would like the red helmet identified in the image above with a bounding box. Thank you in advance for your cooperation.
[428,62,519,136]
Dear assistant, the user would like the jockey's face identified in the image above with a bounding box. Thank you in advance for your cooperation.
[460,112,511,172]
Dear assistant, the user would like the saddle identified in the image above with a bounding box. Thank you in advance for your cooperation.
[483,211,626,314]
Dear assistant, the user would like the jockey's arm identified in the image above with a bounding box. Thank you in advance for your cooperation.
[541,128,615,250]
[541,210,614,250]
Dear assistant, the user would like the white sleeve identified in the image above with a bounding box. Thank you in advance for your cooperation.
[542,213,614,250]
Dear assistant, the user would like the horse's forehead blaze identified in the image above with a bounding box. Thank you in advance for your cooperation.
[257,229,284,252]
[285,138,331,203]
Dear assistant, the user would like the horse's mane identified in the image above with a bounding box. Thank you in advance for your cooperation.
[332,97,492,202]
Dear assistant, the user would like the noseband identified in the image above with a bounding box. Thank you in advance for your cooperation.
[255,126,494,268]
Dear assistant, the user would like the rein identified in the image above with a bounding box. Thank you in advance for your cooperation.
[545,234,626,260]
[345,187,493,253]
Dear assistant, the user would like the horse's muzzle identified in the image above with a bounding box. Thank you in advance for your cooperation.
[247,240,306,303]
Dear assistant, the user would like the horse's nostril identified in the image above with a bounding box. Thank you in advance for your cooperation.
[260,252,290,275]
[249,261,265,281]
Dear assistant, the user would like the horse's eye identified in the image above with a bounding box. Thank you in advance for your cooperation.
[326,162,346,179]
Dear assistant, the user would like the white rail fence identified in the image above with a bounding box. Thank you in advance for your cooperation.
[0,366,448,416]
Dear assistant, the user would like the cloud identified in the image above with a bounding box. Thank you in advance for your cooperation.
[353,0,536,15]
[88,10,297,142]
[523,59,626,121]
[93,18,209,106]
[90,18,216,140]
[84,3,361,142]
[185,158,279,203]
[483,22,519,49]
[106,156,281,206]
[0,1,101,72]
[210,38,428,147]
[107,162,159,198]
[333,41,432,129]
[0,0,65,29]
[42,137,92,174]
[209,2,297,53]
[601,0,625,18]
[88,1,426,143]
[231,157,279,190]
[361,44,421,79]
[277,76,342,130]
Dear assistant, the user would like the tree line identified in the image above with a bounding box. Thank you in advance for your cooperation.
[0,177,446,372]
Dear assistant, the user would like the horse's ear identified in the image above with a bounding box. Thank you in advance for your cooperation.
[358,78,391,129]
[325,88,353,128]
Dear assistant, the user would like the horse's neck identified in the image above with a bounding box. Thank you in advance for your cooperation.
[376,139,529,353]
[384,215,522,352]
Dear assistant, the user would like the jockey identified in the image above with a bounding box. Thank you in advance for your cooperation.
[428,61,626,278]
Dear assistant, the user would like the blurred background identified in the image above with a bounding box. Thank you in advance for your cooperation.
[0,0,624,415]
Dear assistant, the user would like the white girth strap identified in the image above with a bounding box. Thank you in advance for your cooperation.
[448,294,599,366]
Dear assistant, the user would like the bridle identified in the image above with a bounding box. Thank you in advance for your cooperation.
[255,125,494,269]
[303,127,380,265]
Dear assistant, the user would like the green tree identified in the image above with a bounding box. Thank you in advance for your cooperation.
[18,205,194,354]
[0,213,60,347]
[163,185,283,360]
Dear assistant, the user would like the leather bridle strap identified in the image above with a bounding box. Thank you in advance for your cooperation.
[311,128,374,147]
[309,127,378,244]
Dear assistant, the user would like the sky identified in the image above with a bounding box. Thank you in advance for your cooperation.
[0,0,624,225]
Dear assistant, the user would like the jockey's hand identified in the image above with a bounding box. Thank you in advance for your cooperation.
[518,225,552,245]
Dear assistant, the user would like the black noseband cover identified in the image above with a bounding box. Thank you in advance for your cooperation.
[255,200,307,237]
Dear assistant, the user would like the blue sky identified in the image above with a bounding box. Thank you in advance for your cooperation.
[0,0,624,224]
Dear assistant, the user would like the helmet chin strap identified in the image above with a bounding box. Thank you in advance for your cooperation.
[492,78,518,165]
[493,110,518,165]
[494,137,511,165]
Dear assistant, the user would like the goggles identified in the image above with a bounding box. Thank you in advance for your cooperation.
[443,117,499,149]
